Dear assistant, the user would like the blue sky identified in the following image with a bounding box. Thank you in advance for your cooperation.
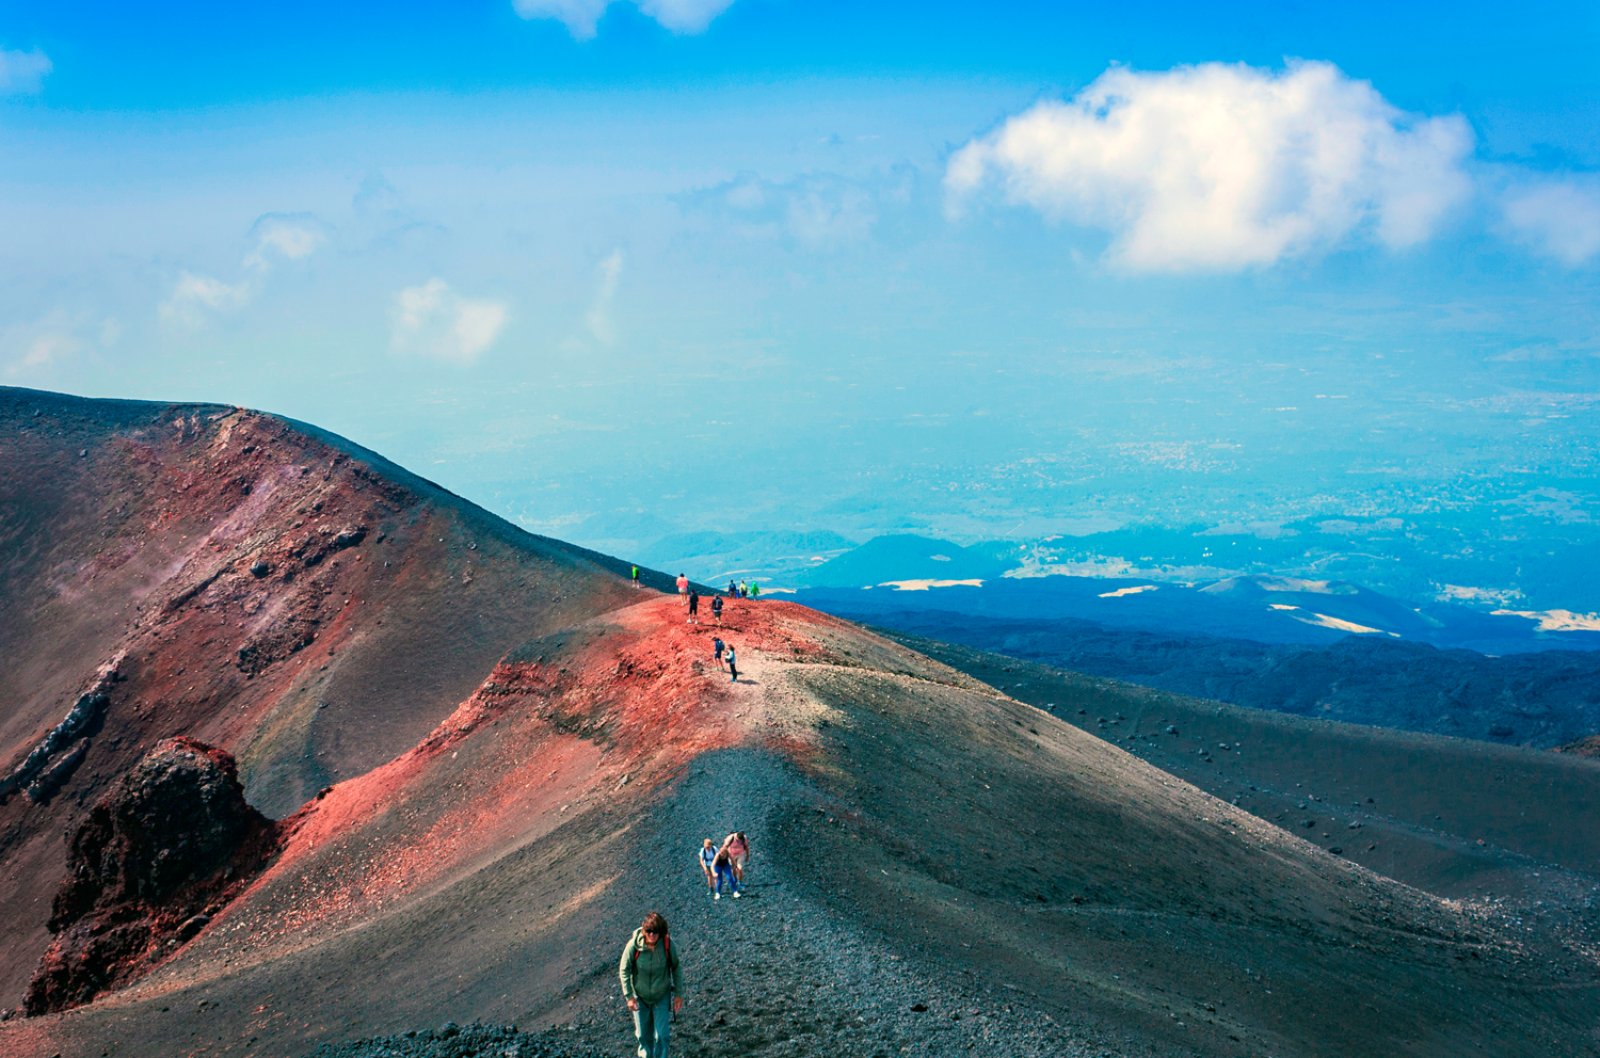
[3,1,1598,581]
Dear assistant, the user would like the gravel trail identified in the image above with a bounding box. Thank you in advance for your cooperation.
[299,621,1122,1058]
[556,643,1118,1058]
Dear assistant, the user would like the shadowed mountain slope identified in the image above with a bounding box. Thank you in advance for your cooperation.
[877,632,1600,974]
[0,387,643,1005]
[820,607,1600,748]
[2,387,1597,1058]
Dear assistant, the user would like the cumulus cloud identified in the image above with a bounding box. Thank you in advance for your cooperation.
[586,250,624,344]
[244,214,327,270]
[0,48,51,94]
[512,0,734,39]
[391,279,509,364]
[946,61,1475,272]
[160,272,253,326]
[637,0,736,33]
[162,214,326,326]
[1499,178,1600,266]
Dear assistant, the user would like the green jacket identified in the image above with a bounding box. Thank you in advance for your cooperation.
[618,929,682,1005]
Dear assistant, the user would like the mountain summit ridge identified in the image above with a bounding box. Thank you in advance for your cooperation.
[1,387,1595,1058]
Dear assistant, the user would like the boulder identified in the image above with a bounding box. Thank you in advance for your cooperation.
[25,737,279,1014]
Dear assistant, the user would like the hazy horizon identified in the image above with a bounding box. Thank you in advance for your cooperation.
[4,2,1596,608]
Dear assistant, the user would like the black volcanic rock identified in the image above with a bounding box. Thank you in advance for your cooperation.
[302,1023,606,1058]
[25,737,279,1014]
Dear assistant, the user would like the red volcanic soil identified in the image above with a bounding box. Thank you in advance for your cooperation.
[0,388,641,1006]
[2,387,1598,1058]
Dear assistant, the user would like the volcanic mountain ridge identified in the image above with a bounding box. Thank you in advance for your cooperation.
[1,386,1597,1058]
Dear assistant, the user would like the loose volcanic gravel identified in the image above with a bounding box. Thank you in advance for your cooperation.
[302,1022,605,1058]
[298,745,1118,1058]
[559,744,1117,1058]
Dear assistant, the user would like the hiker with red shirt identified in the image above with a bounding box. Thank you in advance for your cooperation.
[675,573,689,603]
[619,911,683,1058]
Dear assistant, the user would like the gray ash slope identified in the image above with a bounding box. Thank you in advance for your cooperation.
[301,748,1107,1058]
[6,390,1598,1058]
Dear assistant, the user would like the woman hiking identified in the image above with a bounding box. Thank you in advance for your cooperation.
[697,837,718,894]
[725,831,750,885]
[712,842,740,899]
[725,645,738,683]
[619,911,683,1058]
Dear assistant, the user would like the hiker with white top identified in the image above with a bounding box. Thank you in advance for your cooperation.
[697,838,717,895]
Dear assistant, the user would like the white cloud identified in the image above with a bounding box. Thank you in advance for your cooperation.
[22,332,76,369]
[244,214,326,270]
[690,172,880,248]
[160,272,253,326]
[946,61,1475,272]
[1499,178,1600,266]
[5,332,78,379]
[4,311,119,379]
[512,0,733,39]
[391,279,508,364]
[0,48,51,94]
[586,250,624,344]
[636,0,735,33]
[162,215,325,326]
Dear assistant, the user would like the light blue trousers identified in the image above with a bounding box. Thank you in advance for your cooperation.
[633,995,672,1058]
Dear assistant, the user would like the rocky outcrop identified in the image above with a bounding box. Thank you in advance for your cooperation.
[25,737,279,1014]
[1557,734,1600,758]
[0,653,122,804]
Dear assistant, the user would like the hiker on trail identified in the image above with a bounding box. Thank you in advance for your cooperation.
[711,595,723,625]
[728,580,738,598]
[631,564,640,588]
[619,911,683,1058]
[726,645,738,683]
[676,573,689,603]
[712,842,740,899]
[724,831,750,885]
[738,580,748,598]
[697,838,718,895]
[687,590,700,625]
[712,636,725,669]
[750,581,761,599]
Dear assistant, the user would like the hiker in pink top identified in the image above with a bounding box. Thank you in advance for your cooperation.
[676,573,689,604]
[724,831,750,885]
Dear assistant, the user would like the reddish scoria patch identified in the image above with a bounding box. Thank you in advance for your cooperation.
[124,591,840,974]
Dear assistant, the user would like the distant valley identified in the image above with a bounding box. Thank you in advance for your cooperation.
[642,531,1600,748]
[5,388,1598,1058]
